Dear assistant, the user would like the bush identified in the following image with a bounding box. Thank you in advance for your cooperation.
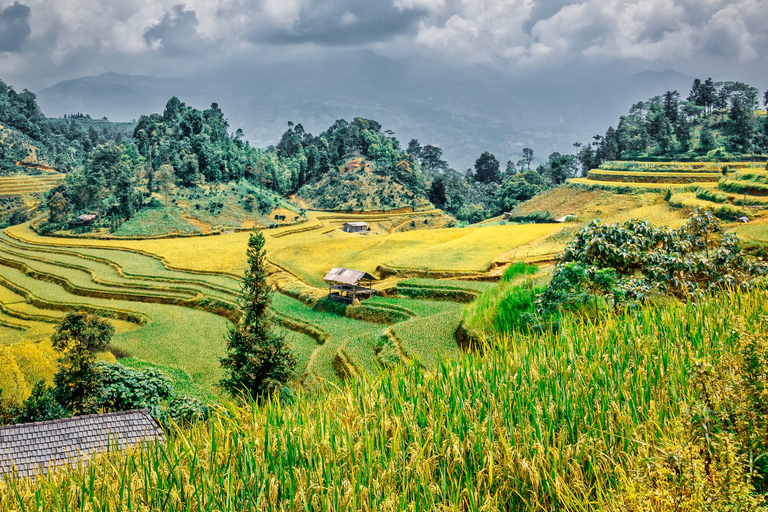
[536,210,768,316]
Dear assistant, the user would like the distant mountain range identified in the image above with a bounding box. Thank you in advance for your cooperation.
[35,52,694,170]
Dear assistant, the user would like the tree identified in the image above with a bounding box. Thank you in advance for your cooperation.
[177,153,201,187]
[504,160,516,178]
[419,145,448,175]
[220,231,296,400]
[541,152,577,185]
[51,312,115,415]
[407,139,422,159]
[474,151,501,183]
[156,164,175,207]
[114,168,134,220]
[48,192,67,223]
[428,176,447,208]
[699,126,717,153]
[522,148,534,170]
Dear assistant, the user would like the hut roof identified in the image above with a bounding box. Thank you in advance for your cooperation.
[0,409,164,479]
[77,214,96,222]
[343,222,369,227]
[323,267,376,286]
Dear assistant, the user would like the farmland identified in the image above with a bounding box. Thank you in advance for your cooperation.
[0,207,553,402]
[5,286,767,509]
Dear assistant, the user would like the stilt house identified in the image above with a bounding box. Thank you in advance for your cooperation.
[324,267,377,302]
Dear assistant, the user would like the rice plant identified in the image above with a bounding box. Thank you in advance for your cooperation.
[3,288,766,510]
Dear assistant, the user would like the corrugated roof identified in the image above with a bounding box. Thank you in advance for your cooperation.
[343,222,369,227]
[0,409,165,479]
[323,267,376,285]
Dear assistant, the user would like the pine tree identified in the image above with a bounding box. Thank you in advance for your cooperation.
[220,231,296,400]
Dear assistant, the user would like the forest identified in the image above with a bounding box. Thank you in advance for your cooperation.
[575,77,768,171]
[2,76,767,234]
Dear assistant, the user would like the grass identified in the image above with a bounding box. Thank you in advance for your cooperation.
[0,174,64,197]
[669,192,753,220]
[8,213,554,285]
[0,219,481,395]
[111,207,201,237]
[598,160,766,171]
[4,288,766,509]
[389,306,463,368]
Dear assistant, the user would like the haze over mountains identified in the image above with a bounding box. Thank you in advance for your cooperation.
[35,53,694,170]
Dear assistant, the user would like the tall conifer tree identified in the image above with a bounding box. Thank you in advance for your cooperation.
[220,231,296,399]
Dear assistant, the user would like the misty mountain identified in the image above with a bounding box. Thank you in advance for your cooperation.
[36,53,694,170]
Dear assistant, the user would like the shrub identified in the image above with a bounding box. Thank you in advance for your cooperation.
[537,210,768,316]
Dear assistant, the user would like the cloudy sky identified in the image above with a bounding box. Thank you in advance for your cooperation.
[1,0,767,91]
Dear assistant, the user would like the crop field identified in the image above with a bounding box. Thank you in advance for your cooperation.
[569,177,717,190]
[587,169,721,183]
[0,173,65,197]
[2,209,526,399]
[2,196,699,403]
[6,287,766,509]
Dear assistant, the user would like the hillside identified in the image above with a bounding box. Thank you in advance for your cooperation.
[297,158,426,211]
[575,76,768,169]
[34,65,697,172]
[3,285,767,509]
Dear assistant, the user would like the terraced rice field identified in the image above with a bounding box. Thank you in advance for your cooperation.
[0,173,65,197]
[573,161,765,189]
[1,211,518,400]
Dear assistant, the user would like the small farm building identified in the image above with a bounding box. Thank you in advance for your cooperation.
[324,267,377,302]
[503,212,512,221]
[69,214,96,226]
[0,409,164,479]
[343,222,369,233]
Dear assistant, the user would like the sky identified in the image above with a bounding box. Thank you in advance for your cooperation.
[1,0,767,92]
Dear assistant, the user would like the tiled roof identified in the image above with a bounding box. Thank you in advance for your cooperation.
[343,222,368,227]
[323,267,376,286]
[0,409,165,479]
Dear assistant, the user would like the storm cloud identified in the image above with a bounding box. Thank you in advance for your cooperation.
[246,0,428,46]
[0,2,31,53]
[0,0,765,91]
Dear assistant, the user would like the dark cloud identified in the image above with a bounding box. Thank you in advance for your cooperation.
[143,4,209,57]
[248,1,427,46]
[0,1,31,53]
[523,0,575,34]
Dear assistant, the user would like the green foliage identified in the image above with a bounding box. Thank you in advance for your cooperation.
[95,361,173,413]
[500,261,537,282]
[51,311,115,415]
[111,206,201,237]
[95,361,209,426]
[13,380,68,424]
[220,231,296,400]
[495,170,546,212]
[576,78,768,173]
[537,210,768,316]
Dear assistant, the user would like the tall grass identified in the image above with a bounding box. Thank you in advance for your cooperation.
[5,288,765,510]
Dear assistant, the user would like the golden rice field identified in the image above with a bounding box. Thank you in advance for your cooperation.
[6,211,562,283]
[0,209,533,401]
[0,173,65,197]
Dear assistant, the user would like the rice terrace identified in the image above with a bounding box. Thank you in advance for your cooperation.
[3,58,768,510]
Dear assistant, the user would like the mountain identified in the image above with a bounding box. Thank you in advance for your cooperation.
[36,55,695,170]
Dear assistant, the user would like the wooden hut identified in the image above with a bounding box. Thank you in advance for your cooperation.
[343,221,369,233]
[324,267,377,302]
